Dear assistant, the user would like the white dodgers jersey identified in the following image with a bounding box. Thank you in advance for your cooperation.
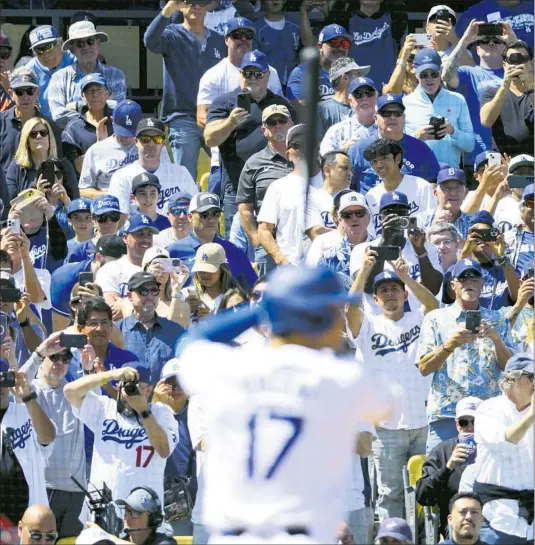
[178,341,395,543]
[74,391,178,505]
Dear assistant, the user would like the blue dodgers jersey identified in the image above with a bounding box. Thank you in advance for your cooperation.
[286,64,334,102]
[50,259,92,317]
[66,239,96,264]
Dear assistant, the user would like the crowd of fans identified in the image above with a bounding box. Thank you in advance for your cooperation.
[0,0,533,544]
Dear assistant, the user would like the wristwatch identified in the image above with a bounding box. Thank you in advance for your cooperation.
[33,350,45,364]
[140,409,152,419]
[22,391,37,404]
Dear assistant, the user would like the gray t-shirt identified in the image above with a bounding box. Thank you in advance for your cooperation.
[33,379,86,491]
[317,98,352,139]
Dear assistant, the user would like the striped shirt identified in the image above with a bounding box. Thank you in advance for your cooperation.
[48,60,126,128]
[420,209,473,240]
[320,117,378,156]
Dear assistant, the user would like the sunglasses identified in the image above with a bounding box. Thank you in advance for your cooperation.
[457,418,474,428]
[170,206,189,216]
[420,70,440,79]
[138,134,165,145]
[50,351,73,363]
[458,272,481,281]
[0,52,11,60]
[35,41,57,55]
[477,37,504,46]
[29,129,49,138]
[231,31,254,41]
[242,70,266,80]
[75,37,96,48]
[340,209,367,220]
[353,88,375,99]
[264,116,289,127]
[198,209,221,220]
[137,287,160,296]
[96,212,121,223]
[379,110,404,118]
[26,530,58,543]
[523,199,534,209]
[15,87,36,96]
[327,38,351,50]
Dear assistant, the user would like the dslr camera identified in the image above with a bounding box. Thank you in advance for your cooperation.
[123,380,140,396]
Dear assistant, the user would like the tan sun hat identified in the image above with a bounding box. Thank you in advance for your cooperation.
[63,21,109,51]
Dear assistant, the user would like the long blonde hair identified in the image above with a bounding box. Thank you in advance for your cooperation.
[193,263,238,298]
[14,117,57,169]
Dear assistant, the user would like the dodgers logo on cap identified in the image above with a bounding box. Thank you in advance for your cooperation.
[423,55,432,63]
[384,271,392,279]
[392,193,400,201]
[79,201,87,209]
[449,168,455,176]
[250,53,257,61]
[142,174,148,182]
[335,25,342,34]
[202,253,208,262]
[147,119,154,127]
[125,115,132,126]
[237,17,243,25]
[141,215,149,224]
[387,94,394,101]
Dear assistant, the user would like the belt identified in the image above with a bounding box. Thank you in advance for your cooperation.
[222,527,309,537]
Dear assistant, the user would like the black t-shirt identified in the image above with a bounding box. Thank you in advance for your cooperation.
[481,86,534,156]
[0,407,29,525]
[206,89,296,192]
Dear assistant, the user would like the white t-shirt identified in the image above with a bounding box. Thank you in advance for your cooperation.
[178,340,394,542]
[493,195,522,233]
[257,171,323,264]
[153,228,180,249]
[365,175,437,235]
[349,237,442,315]
[95,255,142,297]
[305,187,336,231]
[354,311,431,430]
[197,57,283,168]
[108,160,199,215]
[1,401,54,508]
[79,136,139,191]
[73,392,178,506]
[14,267,52,314]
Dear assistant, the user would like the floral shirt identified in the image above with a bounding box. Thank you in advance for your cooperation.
[499,305,533,352]
[416,302,514,422]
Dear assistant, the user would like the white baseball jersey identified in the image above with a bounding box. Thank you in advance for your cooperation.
[73,391,178,505]
[79,136,138,191]
[353,311,431,430]
[305,187,335,231]
[108,160,199,216]
[95,255,142,297]
[365,174,437,235]
[178,340,395,543]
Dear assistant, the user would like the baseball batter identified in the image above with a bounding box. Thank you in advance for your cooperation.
[176,266,397,544]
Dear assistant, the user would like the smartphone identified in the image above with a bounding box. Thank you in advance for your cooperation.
[465,310,481,333]
[6,218,20,234]
[429,116,446,140]
[78,272,94,287]
[237,92,251,114]
[160,258,182,273]
[478,23,502,36]
[41,160,56,187]
[408,216,418,231]
[59,333,88,349]
[508,175,534,189]
[0,371,16,388]
[370,245,401,261]
[413,33,432,47]
[486,152,501,168]
[9,188,44,209]
[436,9,451,22]
[474,227,499,242]
[0,288,21,303]
[0,313,8,345]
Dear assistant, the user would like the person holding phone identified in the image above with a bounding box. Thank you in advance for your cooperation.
[425,6,473,63]
[417,258,514,452]
[459,210,520,309]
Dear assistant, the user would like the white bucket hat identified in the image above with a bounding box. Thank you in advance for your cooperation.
[63,21,109,51]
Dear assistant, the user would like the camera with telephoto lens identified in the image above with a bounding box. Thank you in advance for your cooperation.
[123,380,140,396]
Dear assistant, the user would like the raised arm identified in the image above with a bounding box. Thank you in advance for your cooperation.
[346,249,376,338]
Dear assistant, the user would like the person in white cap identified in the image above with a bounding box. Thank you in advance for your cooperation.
[75,526,115,545]
[48,21,126,128]
[416,396,483,536]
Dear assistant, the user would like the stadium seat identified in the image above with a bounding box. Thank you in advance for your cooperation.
[197,148,211,185]
[57,538,76,545]
[199,172,209,192]
[174,537,193,545]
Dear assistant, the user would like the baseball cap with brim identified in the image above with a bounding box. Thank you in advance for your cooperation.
[75,527,114,545]
[189,192,221,213]
[168,193,192,210]
[318,24,351,43]
[376,93,405,112]
[414,48,442,74]
[63,21,109,51]
[437,167,466,185]
[113,99,143,138]
[160,358,181,381]
[91,195,120,215]
[122,213,159,235]
[128,271,160,292]
[116,487,160,513]
[240,49,268,71]
[523,184,534,200]
[509,154,534,173]
[286,123,306,148]
[376,518,413,543]
[224,17,256,38]
[95,235,126,258]
[0,34,13,50]
[427,5,457,23]
[504,353,534,374]
[452,258,483,279]
[136,118,165,137]
[80,73,107,93]
[192,243,227,274]
[474,151,492,172]
[455,396,483,419]
[142,246,170,269]
[470,210,495,227]
[262,104,291,124]
[338,191,370,214]
[67,198,92,216]
[132,172,161,194]
[10,72,39,89]
[330,60,370,82]
[379,191,409,211]
[30,25,60,49]
[373,271,405,293]
[348,77,377,94]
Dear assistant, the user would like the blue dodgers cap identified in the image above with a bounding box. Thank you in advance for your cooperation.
[504,353,534,374]
[470,210,495,227]
[29,25,60,49]
[379,191,409,211]
[224,17,255,37]
[80,73,107,93]
[348,76,377,95]
[452,258,483,279]
[437,167,467,185]
[112,99,143,138]
[523,183,534,200]
[10,71,39,89]
[91,194,120,215]
[122,213,159,235]
[376,93,405,112]
[240,49,268,71]
[414,48,442,74]
[376,518,413,543]
[167,193,192,211]
[116,486,161,512]
[474,151,492,171]
[318,24,351,43]
[67,198,92,216]
[120,362,151,385]
[373,270,405,293]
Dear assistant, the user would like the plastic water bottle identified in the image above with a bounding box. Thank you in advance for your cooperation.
[458,433,477,465]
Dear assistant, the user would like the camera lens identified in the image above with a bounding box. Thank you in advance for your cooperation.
[123,381,139,396]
